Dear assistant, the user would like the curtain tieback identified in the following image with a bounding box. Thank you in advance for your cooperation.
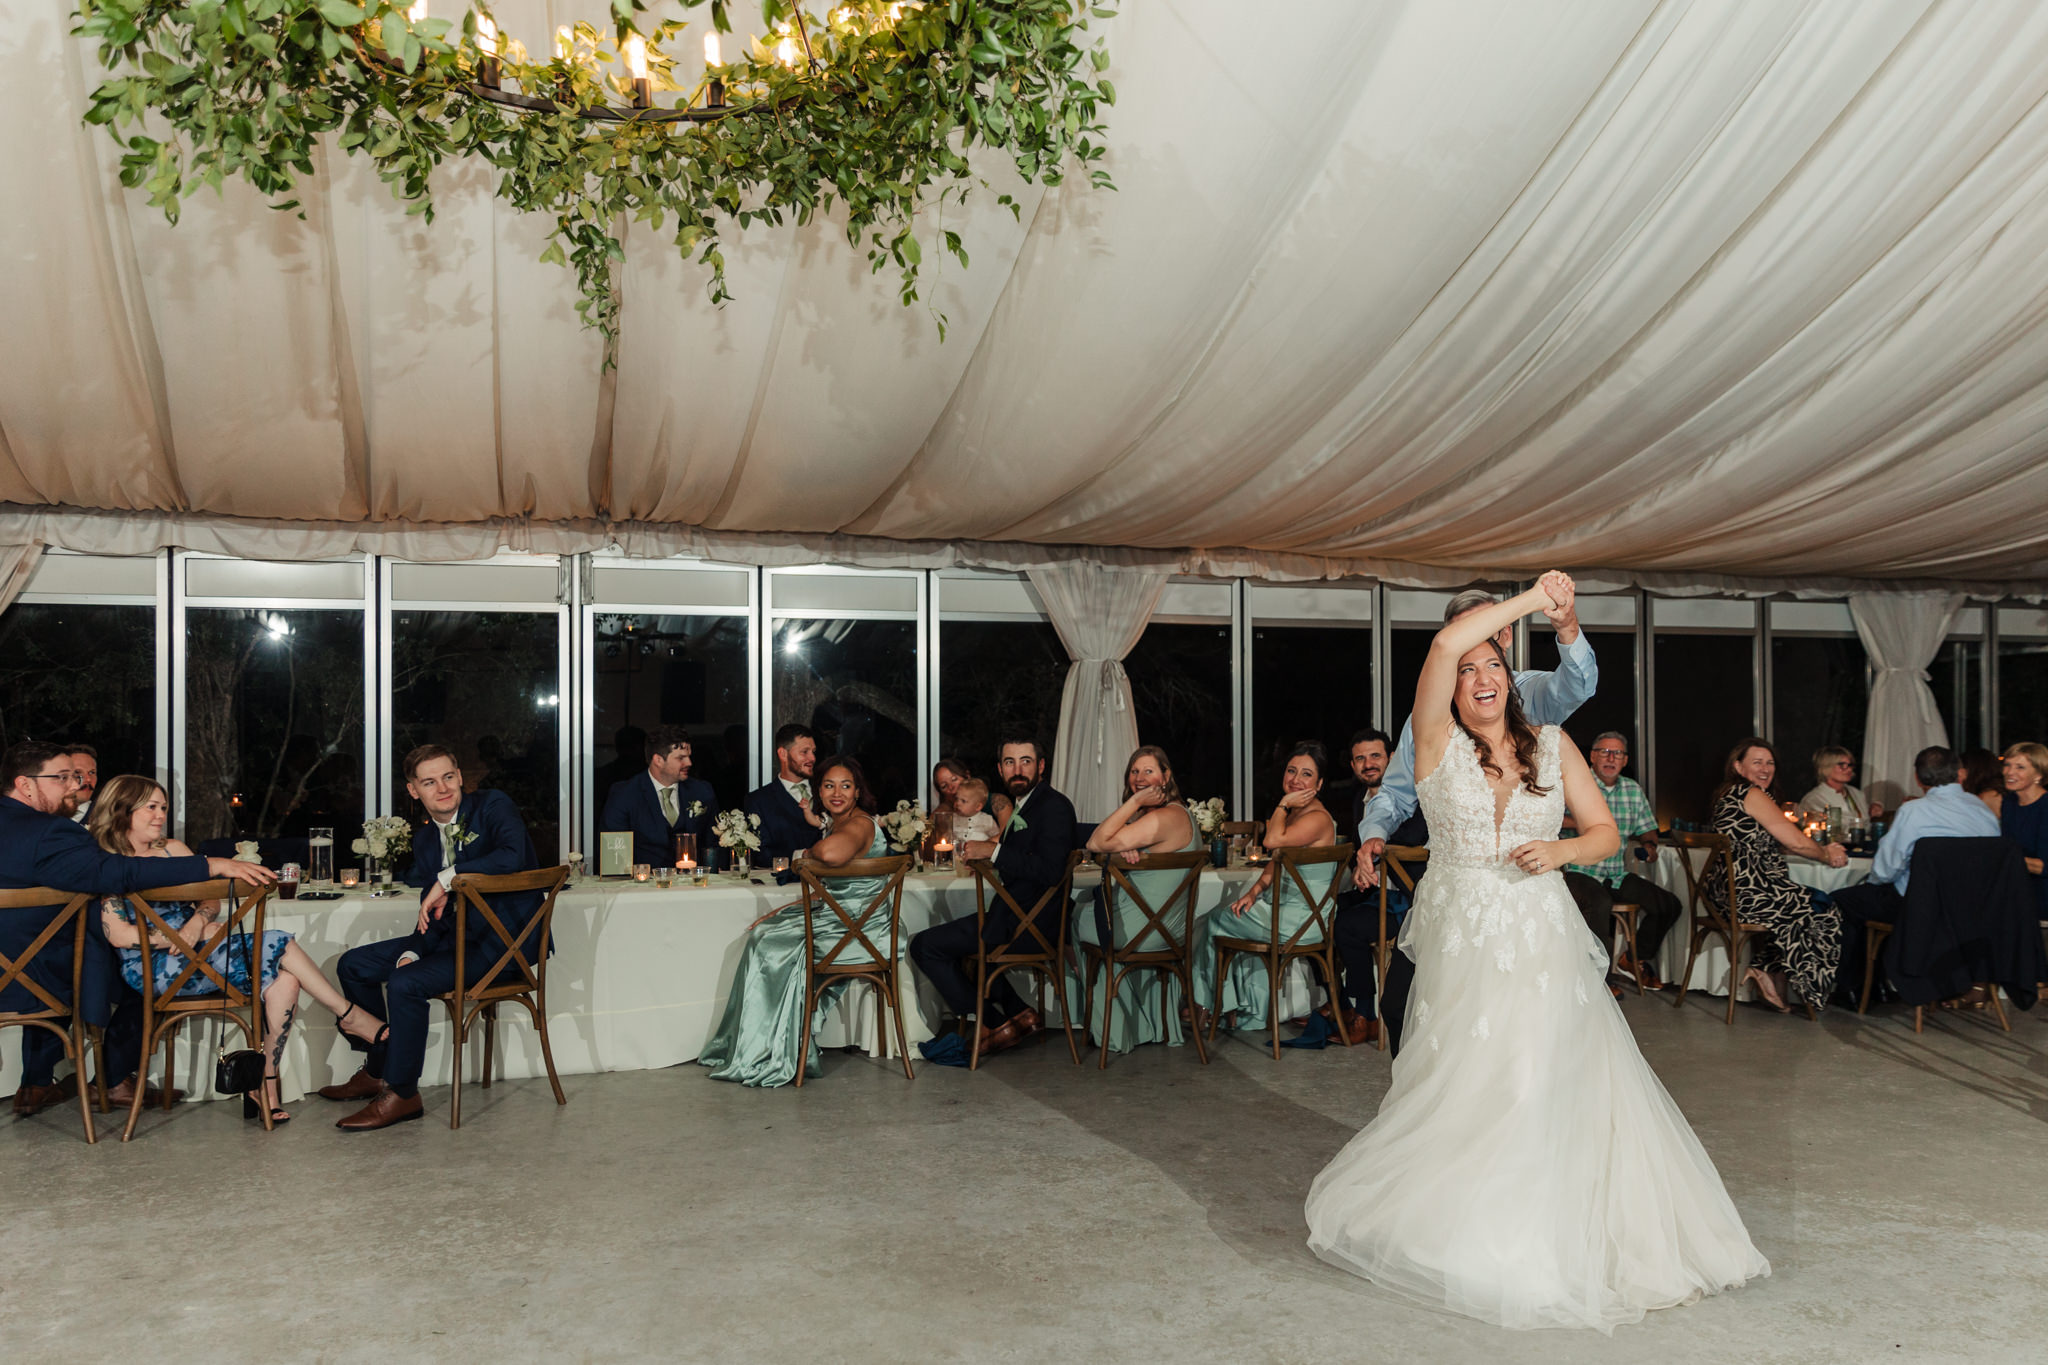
[1083,657,1128,764]
[1872,665,1931,682]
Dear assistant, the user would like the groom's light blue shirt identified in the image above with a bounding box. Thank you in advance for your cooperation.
[1358,632,1599,845]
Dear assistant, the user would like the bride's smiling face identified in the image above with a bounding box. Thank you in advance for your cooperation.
[1455,643,1511,726]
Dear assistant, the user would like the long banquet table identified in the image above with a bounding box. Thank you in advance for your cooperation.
[3,864,1265,1104]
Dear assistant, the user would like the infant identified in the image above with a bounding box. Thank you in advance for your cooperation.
[951,778,1001,845]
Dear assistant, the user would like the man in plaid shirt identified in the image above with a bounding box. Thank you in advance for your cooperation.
[1565,732,1682,989]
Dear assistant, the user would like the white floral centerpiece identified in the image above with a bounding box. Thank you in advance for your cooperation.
[879,800,931,854]
[712,809,762,855]
[1191,797,1229,839]
[233,840,262,864]
[351,816,412,884]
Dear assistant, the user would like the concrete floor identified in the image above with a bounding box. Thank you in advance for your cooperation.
[5,994,2046,1365]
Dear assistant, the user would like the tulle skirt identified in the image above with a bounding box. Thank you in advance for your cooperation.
[1305,862,1769,1332]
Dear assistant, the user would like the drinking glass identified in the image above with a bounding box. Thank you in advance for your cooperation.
[632,863,652,882]
[279,863,301,900]
[339,868,361,888]
[654,867,674,889]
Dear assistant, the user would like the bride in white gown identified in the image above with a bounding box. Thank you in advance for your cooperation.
[1306,573,1768,1332]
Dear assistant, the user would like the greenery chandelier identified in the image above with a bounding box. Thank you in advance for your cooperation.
[76,0,1116,354]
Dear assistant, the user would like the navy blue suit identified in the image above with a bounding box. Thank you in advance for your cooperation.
[743,780,822,866]
[0,795,209,1085]
[335,789,542,1096]
[602,773,720,871]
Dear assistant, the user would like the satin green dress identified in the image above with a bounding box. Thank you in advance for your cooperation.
[699,821,893,1087]
[1069,811,1204,1054]
[1193,850,1342,1029]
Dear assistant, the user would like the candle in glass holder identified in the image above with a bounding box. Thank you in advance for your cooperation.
[339,868,361,888]
[933,838,953,872]
[632,863,652,883]
[772,857,789,874]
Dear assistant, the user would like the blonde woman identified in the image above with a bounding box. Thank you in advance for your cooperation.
[2002,743,2048,918]
[89,776,385,1124]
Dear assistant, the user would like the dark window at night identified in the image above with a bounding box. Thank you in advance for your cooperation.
[1770,635,1868,792]
[1998,638,2048,747]
[773,618,918,806]
[1930,638,1984,753]
[1389,628,1433,739]
[1529,628,1638,760]
[183,608,364,844]
[592,614,750,833]
[0,603,156,778]
[1125,623,1233,808]
[1251,626,1374,813]
[1653,633,1755,827]
[393,610,561,858]
[938,621,1066,785]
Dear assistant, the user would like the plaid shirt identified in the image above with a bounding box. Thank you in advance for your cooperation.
[1569,775,1656,887]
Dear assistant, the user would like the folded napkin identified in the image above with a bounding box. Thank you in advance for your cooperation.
[1281,1011,1336,1050]
[917,1033,970,1067]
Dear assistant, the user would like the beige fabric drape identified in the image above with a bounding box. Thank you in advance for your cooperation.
[1027,564,1170,821]
[7,0,2048,585]
[1849,592,1965,812]
[0,541,41,613]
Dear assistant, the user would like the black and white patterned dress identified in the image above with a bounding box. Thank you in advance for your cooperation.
[1705,783,1843,1008]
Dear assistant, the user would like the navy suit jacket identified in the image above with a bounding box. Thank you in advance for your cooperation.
[743,780,822,865]
[602,773,720,871]
[407,789,547,962]
[990,783,1078,914]
[0,795,209,1022]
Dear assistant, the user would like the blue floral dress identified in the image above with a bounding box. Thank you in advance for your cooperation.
[106,899,293,998]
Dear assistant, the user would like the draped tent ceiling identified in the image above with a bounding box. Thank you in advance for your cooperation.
[5,0,2048,590]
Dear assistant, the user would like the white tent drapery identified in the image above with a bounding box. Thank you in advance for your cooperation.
[1027,564,1169,822]
[1848,592,1966,812]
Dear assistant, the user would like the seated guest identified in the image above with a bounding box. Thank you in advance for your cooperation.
[1707,738,1848,1013]
[1564,732,1682,989]
[1329,728,1392,1044]
[700,757,892,1087]
[909,736,1077,1055]
[1074,746,1202,1054]
[2001,742,2048,923]
[930,758,968,817]
[66,745,99,825]
[743,724,824,867]
[949,778,1000,846]
[2,742,273,1116]
[1194,742,1340,1033]
[1831,747,2001,1003]
[601,723,720,871]
[319,746,542,1131]
[1799,746,1882,823]
[1960,748,2005,817]
[89,776,384,1124]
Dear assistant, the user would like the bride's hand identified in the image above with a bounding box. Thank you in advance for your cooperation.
[1535,570,1574,612]
[1509,840,1566,876]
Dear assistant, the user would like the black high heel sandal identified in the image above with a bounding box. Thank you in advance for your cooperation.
[243,1073,291,1125]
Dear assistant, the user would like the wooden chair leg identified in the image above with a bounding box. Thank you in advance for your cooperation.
[1096,963,1120,1070]
[1988,985,2012,1033]
[1049,960,1083,1065]
[529,992,567,1105]
[1674,929,1702,1011]
[1321,949,1353,1048]
[1859,937,1881,1015]
[1912,1005,1925,1034]
[120,1025,156,1142]
[1616,913,1644,996]
[1206,947,1226,1044]
[968,956,989,1071]
[480,1002,496,1090]
[160,1020,178,1110]
[1723,930,1740,1026]
[69,1021,97,1144]
[1266,954,1282,1061]
[1179,965,1209,1066]
[92,1030,109,1113]
[448,1002,466,1129]
[794,983,818,1088]
[887,976,914,1081]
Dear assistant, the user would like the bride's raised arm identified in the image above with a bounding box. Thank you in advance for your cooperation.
[1411,573,1568,778]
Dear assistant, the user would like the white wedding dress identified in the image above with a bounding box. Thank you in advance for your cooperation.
[1305,724,1769,1332]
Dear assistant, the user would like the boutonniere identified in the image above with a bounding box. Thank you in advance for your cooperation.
[448,821,480,849]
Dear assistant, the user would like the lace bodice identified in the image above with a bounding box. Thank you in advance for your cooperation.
[1415,724,1564,868]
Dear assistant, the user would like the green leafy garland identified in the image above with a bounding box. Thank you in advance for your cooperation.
[75,0,1115,353]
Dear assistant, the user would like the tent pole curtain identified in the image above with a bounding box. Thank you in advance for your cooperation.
[1848,591,1964,812]
[1026,563,1169,822]
[0,542,42,614]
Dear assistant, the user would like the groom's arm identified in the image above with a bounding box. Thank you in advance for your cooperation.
[1358,721,1420,846]
[1516,632,1599,727]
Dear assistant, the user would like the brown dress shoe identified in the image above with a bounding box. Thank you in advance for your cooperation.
[335,1089,424,1131]
[105,1074,181,1108]
[316,1068,385,1102]
[11,1083,66,1116]
[977,1007,1043,1057]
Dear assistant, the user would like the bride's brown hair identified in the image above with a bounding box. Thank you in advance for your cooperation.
[1453,639,1550,797]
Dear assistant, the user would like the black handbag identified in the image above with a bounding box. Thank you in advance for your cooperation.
[216,1047,265,1094]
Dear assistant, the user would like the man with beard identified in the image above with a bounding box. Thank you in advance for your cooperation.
[65,745,99,824]
[909,734,1077,1054]
[742,724,824,868]
[1325,729,1392,1044]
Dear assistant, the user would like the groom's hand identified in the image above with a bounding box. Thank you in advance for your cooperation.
[417,882,449,934]
[1354,838,1384,890]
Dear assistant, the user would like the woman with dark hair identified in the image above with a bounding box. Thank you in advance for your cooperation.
[699,755,893,1087]
[1193,742,1340,1032]
[1307,574,1768,1330]
[1960,748,2005,816]
[1704,738,1847,1012]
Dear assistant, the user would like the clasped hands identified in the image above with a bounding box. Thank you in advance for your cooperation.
[416,881,450,935]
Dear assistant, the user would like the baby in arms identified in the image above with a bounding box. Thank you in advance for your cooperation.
[952,778,1000,845]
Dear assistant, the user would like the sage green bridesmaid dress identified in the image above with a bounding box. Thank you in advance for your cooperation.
[1069,811,1204,1054]
[699,821,892,1087]
[1192,851,1342,1029]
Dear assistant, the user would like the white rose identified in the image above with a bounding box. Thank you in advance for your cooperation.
[351,837,368,854]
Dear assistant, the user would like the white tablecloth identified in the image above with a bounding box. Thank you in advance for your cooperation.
[4,864,1267,1103]
[1645,845,1870,997]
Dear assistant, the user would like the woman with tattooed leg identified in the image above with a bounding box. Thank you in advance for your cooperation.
[88,776,385,1124]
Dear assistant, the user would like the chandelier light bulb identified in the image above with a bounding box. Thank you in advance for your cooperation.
[475,13,496,52]
[624,33,648,79]
[556,25,571,59]
[703,31,721,66]
[776,35,797,66]
[408,0,427,22]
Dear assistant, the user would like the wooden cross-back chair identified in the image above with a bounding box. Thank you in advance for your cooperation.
[1669,831,1815,1024]
[1219,821,1260,839]
[963,849,1086,1068]
[1208,843,1355,1060]
[795,854,914,1087]
[443,866,571,1129]
[120,880,273,1140]
[0,888,99,1142]
[1079,850,1211,1070]
[1372,846,1429,1052]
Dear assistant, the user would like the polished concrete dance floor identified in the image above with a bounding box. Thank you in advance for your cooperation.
[8,996,2046,1364]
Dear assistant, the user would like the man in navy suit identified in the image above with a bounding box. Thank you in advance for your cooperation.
[909,734,1078,1056]
[1,742,273,1114]
[601,724,720,870]
[320,744,542,1131]
[742,723,824,867]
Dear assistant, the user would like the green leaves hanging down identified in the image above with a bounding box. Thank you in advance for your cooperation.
[72,0,1117,362]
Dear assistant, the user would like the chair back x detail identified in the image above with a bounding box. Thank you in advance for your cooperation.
[965,849,1086,1067]
[1669,831,1814,1023]
[0,888,98,1142]
[1208,843,1354,1060]
[1079,849,1210,1070]
[795,854,914,1086]
[444,866,571,1129]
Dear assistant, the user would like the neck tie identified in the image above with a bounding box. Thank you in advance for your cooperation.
[441,821,457,866]
[793,781,811,804]
[660,785,678,825]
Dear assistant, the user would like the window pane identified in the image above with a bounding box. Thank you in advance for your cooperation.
[1529,629,1639,759]
[1998,638,2048,746]
[772,618,918,805]
[393,610,561,858]
[1389,628,1433,737]
[184,609,364,844]
[592,614,751,831]
[938,621,1066,784]
[0,603,157,777]
[1251,626,1373,812]
[1653,634,1755,827]
[1769,636,1867,793]
[1125,623,1233,806]
[1930,638,1984,752]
